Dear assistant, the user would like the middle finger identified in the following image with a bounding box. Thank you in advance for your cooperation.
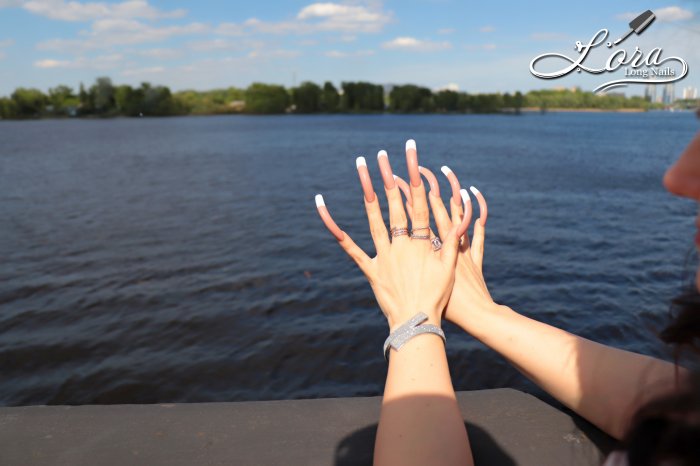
[405,139,430,233]
[377,149,409,242]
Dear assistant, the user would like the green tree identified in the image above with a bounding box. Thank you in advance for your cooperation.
[513,91,524,114]
[244,83,290,114]
[141,83,183,116]
[320,81,339,112]
[340,81,384,112]
[48,85,79,115]
[434,90,459,112]
[389,85,433,112]
[114,84,143,116]
[0,97,17,118]
[10,88,46,118]
[91,77,115,113]
[292,81,322,113]
[78,82,93,114]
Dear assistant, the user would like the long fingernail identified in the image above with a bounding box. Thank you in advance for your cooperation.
[457,189,471,237]
[405,139,421,187]
[440,166,461,205]
[418,166,440,197]
[393,175,412,206]
[377,150,395,189]
[470,185,488,226]
[315,194,344,241]
[356,156,375,203]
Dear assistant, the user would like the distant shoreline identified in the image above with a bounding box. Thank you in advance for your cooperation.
[521,107,646,113]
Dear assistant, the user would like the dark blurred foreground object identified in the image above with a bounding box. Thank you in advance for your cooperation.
[0,388,614,466]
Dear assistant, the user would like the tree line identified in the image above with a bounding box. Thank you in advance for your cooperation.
[0,76,661,119]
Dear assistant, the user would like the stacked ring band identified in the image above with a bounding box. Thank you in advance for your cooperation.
[390,227,409,237]
[411,234,430,240]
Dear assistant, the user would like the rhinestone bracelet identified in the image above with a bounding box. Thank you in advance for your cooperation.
[383,312,445,361]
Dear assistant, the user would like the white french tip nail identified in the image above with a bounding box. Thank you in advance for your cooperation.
[441,166,452,176]
[377,150,388,159]
[315,194,325,208]
[405,139,416,151]
[356,156,366,168]
[469,186,481,195]
[460,188,470,204]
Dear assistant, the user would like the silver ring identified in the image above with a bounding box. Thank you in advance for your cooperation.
[411,234,430,240]
[411,226,430,232]
[390,227,409,238]
[431,236,443,251]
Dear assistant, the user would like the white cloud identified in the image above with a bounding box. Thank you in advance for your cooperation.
[188,39,241,52]
[0,0,22,7]
[297,2,387,28]
[437,28,455,35]
[382,37,451,52]
[138,48,181,59]
[479,25,494,33]
[38,19,209,51]
[464,43,498,51]
[121,66,165,76]
[216,2,391,35]
[216,22,246,36]
[19,0,186,22]
[324,49,374,58]
[617,6,693,23]
[13,0,186,21]
[34,53,123,69]
[34,58,69,68]
[436,83,459,92]
[248,49,300,59]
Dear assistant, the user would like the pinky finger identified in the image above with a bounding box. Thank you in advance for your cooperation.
[316,194,344,241]
[469,186,488,226]
[456,189,472,238]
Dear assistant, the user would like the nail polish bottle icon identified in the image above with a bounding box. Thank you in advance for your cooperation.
[613,10,656,46]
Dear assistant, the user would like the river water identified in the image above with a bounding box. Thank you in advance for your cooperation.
[0,112,696,406]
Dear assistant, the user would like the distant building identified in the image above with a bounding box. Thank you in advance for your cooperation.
[662,83,675,105]
[682,86,698,99]
[644,84,656,103]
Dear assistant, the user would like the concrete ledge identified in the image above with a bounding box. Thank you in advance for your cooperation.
[0,389,616,465]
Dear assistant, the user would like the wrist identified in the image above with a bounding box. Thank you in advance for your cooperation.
[447,295,509,335]
[388,312,441,333]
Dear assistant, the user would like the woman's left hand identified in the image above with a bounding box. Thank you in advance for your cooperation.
[315,140,471,331]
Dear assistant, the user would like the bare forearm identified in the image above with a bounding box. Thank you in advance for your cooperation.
[375,333,473,466]
[452,302,685,439]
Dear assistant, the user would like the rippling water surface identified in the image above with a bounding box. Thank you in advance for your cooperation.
[0,112,696,406]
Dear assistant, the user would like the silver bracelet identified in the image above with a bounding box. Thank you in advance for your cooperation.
[383,312,446,361]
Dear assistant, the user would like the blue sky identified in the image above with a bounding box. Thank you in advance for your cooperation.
[0,0,698,97]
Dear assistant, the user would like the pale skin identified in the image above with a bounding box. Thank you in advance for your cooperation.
[426,127,699,441]
[316,141,474,466]
[317,126,699,459]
